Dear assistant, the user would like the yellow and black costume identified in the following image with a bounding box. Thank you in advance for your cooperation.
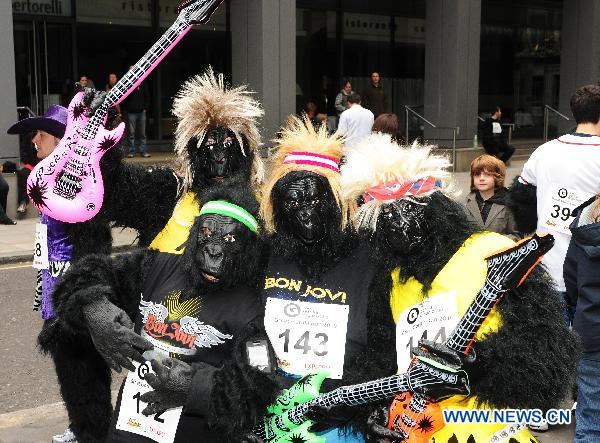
[341,133,580,443]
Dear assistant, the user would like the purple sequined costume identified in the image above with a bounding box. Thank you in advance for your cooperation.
[38,214,73,320]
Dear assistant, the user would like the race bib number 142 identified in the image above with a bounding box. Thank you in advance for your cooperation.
[116,360,182,443]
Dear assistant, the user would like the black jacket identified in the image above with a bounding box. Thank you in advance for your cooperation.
[564,202,600,354]
[122,84,150,113]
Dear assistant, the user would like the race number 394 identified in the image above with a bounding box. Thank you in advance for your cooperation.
[543,186,594,234]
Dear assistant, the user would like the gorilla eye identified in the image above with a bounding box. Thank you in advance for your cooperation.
[403,201,413,212]
[310,198,320,206]
[223,234,236,243]
[201,227,212,238]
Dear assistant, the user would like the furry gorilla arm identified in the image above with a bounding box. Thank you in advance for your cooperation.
[467,267,581,411]
[103,162,179,247]
[181,322,282,439]
[52,249,156,336]
[507,176,538,234]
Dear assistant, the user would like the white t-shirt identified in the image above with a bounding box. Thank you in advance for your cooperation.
[337,104,375,149]
[520,133,600,291]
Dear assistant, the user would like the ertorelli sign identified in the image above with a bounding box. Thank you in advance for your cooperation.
[12,0,71,16]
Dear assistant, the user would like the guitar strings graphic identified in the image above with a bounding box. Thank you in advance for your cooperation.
[395,238,539,439]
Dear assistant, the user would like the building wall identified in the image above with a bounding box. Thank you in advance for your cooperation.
[1,1,19,162]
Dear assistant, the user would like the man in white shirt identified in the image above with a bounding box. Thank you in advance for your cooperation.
[336,93,374,150]
[513,84,600,295]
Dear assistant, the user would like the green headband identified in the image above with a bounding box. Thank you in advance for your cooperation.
[199,200,259,233]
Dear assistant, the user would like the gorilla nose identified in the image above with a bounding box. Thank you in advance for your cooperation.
[206,243,224,259]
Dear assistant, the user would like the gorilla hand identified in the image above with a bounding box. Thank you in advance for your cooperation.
[141,358,193,416]
[81,88,121,129]
[82,297,153,372]
[305,404,357,433]
[408,339,471,401]
[366,406,405,442]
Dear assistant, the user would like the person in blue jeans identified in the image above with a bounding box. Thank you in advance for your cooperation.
[564,195,600,442]
[122,72,150,158]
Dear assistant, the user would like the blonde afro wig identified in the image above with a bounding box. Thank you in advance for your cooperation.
[172,66,264,191]
[341,132,458,231]
[260,116,352,233]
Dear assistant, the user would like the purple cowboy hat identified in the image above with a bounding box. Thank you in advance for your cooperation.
[7,104,68,138]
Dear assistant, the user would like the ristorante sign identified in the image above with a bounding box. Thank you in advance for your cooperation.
[12,0,71,16]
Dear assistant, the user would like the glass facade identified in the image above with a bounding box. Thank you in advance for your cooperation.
[480,0,563,138]
[12,0,229,141]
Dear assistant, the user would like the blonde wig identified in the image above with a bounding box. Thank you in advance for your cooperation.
[171,66,264,191]
[260,116,351,233]
[341,132,458,231]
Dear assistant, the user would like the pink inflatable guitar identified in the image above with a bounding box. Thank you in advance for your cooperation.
[27,0,223,223]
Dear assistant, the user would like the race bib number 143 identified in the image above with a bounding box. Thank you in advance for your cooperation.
[264,297,349,379]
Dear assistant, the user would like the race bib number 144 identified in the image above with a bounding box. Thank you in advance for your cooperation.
[396,292,459,369]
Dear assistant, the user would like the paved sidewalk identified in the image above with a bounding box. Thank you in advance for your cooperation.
[0,218,139,263]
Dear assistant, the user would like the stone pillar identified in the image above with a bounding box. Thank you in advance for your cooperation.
[230,0,296,148]
[423,0,481,150]
[0,2,18,162]
[558,0,600,131]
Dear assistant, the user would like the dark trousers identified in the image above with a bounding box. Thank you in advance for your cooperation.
[16,167,30,204]
[483,136,515,163]
[0,174,9,213]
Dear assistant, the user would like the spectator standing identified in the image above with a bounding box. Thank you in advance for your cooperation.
[0,165,15,225]
[78,75,95,90]
[480,106,515,163]
[463,154,521,240]
[512,84,600,316]
[336,93,374,149]
[122,67,150,158]
[372,112,400,141]
[334,80,354,117]
[362,71,388,118]
[564,195,600,442]
[304,101,322,130]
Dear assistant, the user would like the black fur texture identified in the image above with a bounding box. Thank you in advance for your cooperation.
[269,171,357,278]
[507,176,538,234]
[43,181,265,442]
[208,323,282,440]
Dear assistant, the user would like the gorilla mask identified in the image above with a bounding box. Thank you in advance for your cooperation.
[195,213,252,284]
[273,172,333,247]
[378,196,428,253]
[187,126,249,189]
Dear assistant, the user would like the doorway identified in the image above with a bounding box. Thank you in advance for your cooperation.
[13,20,74,116]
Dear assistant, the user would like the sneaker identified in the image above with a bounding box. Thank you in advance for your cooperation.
[528,419,549,432]
[0,215,16,225]
[141,152,151,158]
[52,428,77,443]
[127,153,135,158]
[17,202,27,214]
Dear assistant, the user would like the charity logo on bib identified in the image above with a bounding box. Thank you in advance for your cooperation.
[396,292,459,369]
[542,185,595,234]
[116,354,182,443]
[264,297,349,379]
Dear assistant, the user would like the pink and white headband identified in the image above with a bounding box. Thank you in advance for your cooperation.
[283,151,340,173]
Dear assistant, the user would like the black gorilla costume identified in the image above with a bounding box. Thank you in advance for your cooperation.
[37,69,264,443]
[248,118,410,441]
[48,183,278,442]
[340,135,580,442]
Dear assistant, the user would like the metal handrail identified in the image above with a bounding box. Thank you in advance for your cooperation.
[502,123,515,145]
[543,104,571,142]
[405,105,458,171]
[17,106,36,117]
